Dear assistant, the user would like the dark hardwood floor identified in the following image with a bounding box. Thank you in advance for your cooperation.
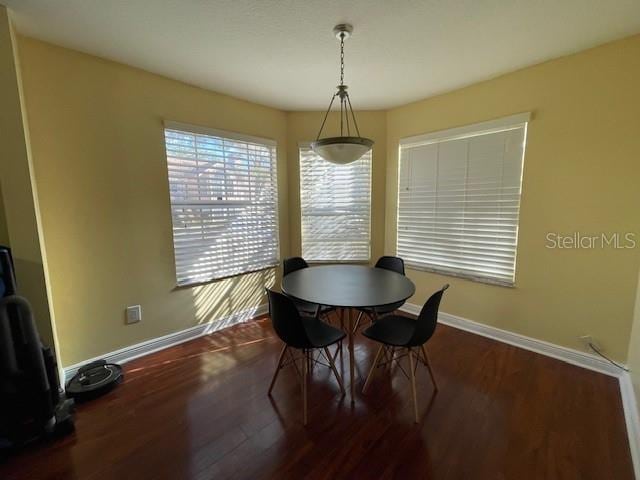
[0,313,633,479]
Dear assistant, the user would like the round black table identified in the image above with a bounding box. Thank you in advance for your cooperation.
[282,265,415,402]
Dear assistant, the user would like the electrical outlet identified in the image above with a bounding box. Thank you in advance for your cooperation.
[579,335,601,352]
[126,305,142,324]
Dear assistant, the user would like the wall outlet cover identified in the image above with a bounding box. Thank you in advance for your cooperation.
[126,305,142,324]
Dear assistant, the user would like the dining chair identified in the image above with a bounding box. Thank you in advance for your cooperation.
[282,256,309,276]
[361,284,449,423]
[282,257,335,321]
[266,289,346,425]
[353,256,406,332]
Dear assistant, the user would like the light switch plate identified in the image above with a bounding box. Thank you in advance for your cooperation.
[126,305,142,324]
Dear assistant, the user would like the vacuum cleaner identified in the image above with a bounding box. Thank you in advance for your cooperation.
[0,246,75,450]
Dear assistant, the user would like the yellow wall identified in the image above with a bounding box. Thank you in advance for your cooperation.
[286,111,387,261]
[385,34,640,361]
[0,8,56,350]
[12,29,640,367]
[17,36,289,366]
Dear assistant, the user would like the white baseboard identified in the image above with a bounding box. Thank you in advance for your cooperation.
[62,303,268,383]
[400,303,620,376]
[401,303,639,479]
[620,372,640,478]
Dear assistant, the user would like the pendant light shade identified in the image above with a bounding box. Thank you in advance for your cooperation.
[311,136,374,165]
[312,24,373,165]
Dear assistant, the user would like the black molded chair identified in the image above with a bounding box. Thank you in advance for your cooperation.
[283,256,309,276]
[267,289,345,425]
[353,256,406,332]
[362,284,449,423]
[283,257,334,320]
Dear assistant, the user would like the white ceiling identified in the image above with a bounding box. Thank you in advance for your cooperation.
[6,0,640,110]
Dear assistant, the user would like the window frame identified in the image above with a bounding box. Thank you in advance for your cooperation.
[164,120,280,286]
[298,143,372,263]
[396,113,530,287]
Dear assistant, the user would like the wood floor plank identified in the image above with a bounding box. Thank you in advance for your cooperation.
[0,315,633,479]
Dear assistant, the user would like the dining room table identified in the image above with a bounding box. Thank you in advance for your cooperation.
[281,264,416,402]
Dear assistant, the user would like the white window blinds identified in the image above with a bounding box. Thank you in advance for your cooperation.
[397,113,529,286]
[164,122,279,285]
[299,146,371,261]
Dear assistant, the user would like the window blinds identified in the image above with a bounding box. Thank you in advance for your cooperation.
[299,146,371,261]
[164,122,279,285]
[397,114,529,286]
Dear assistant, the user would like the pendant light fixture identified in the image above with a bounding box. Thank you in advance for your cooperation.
[311,24,374,165]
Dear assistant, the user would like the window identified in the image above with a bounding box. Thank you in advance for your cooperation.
[397,113,529,286]
[164,121,279,285]
[299,146,371,261]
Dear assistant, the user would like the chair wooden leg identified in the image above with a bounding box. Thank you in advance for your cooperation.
[268,344,288,394]
[352,311,364,334]
[303,349,308,425]
[324,346,345,395]
[421,345,438,392]
[332,339,340,363]
[288,347,303,388]
[362,344,385,394]
[408,348,419,423]
[332,309,345,363]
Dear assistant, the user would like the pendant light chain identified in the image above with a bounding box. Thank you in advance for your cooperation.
[342,30,361,138]
[340,33,345,86]
[340,32,345,136]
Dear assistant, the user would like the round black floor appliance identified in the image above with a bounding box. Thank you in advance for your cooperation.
[66,360,123,402]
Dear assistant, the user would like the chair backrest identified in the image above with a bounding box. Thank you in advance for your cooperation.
[0,247,17,297]
[375,256,405,275]
[267,289,310,349]
[407,284,449,347]
[283,257,309,277]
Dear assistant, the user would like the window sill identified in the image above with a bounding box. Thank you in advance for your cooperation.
[306,259,371,265]
[404,263,515,288]
[173,264,278,290]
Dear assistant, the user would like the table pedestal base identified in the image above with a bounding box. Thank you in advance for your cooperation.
[348,308,355,403]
